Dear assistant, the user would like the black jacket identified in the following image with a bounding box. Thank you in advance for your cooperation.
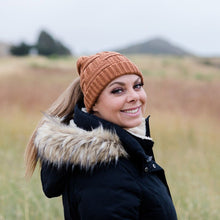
[36,104,177,220]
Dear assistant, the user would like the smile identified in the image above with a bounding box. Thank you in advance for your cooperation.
[121,106,141,114]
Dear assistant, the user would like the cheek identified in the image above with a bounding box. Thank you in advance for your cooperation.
[141,90,147,103]
[109,99,125,111]
[141,92,147,111]
[98,96,122,113]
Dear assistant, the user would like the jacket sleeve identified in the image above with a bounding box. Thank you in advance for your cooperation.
[40,161,68,198]
[73,161,141,220]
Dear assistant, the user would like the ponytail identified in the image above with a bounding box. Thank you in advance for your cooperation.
[24,77,83,177]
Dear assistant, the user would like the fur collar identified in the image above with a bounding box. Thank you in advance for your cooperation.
[34,115,128,170]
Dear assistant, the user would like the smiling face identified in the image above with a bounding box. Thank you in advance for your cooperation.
[92,74,147,128]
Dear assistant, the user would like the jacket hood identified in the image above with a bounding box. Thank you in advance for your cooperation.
[34,115,128,170]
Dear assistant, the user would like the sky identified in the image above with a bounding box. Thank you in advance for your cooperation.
[1,0,220,56]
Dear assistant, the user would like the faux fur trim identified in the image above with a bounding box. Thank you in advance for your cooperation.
[34,115,128,170]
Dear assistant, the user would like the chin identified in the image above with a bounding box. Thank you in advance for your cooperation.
[123,119,142,129]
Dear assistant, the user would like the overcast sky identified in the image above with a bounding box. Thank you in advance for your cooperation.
[1,0,220,56]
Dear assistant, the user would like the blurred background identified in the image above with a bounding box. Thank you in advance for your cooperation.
[0,0,219,219]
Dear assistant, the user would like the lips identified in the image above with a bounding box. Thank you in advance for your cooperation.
[121,106,141,114]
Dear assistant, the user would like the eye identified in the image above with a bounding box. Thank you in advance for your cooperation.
[111,87,124,94]
[134,83,144,90]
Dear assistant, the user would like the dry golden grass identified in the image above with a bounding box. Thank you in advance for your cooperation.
[0,55,219,219]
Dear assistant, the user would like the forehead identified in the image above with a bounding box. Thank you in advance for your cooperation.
[109,74,141,84]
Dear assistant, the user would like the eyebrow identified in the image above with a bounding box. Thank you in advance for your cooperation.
[108,76,141,88]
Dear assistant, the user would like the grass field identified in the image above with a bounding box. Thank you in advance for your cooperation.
[0,55,219,219]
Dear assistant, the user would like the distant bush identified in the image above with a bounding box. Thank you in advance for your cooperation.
[36,30,71,56]
[10,30,72,56]
[10,42,31,56]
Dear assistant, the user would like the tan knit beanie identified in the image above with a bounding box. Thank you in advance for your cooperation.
[76,51,143,112]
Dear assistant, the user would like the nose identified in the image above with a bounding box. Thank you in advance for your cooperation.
[126,89,139,102]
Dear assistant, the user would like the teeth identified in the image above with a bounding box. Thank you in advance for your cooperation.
[123,108,139,114]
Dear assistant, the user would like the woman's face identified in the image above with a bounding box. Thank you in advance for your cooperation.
[92,74,147,128]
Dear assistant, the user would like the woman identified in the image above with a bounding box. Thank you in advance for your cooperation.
[25,51,177,220]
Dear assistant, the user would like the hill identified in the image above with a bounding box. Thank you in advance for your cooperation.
[116,38,192,56]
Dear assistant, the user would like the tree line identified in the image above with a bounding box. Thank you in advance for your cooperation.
[10,30,71,56]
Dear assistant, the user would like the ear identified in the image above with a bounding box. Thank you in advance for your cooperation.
[92,103,99,112]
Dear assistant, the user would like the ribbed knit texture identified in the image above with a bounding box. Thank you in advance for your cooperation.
[77,51,143,112]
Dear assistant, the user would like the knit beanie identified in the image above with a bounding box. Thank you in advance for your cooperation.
[76,51,143,112]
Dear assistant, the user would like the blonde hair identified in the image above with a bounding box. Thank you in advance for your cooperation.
[24,77,83,177]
